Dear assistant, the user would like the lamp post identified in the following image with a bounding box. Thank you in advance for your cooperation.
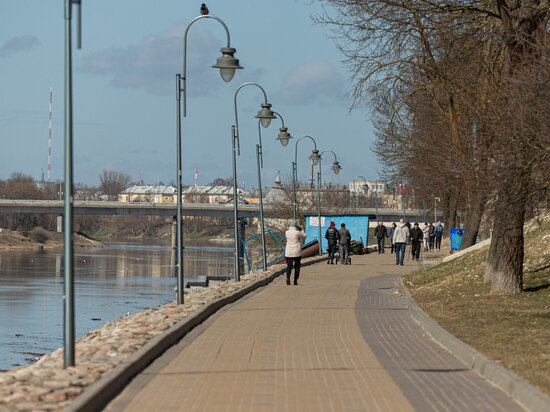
[292,136,321,222]
[402,182,406,221]
[374,180,380,223]
[175,13,242,305]
[434,196,440,222]
[63,0,82,369]
[232,82,276,281]
[356,175,368,212]
[317,150,341,256]
[256,112,291,271]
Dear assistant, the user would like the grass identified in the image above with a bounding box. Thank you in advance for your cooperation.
[403,212,550,396]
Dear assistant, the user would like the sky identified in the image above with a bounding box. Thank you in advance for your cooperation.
[0,0,379,189]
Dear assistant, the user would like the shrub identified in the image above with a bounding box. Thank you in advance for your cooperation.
[30,227,49,244]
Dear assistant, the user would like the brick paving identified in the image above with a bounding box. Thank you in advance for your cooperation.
[104,252,524,412]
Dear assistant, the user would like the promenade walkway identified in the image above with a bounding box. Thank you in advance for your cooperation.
[104,252,523,411]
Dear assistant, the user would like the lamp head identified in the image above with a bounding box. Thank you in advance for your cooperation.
[332,161,341,175]
[212,47,243,82]
[310,149,321,166]
[276,127,291,147]
[255,103,276,128]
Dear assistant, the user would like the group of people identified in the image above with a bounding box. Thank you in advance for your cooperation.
[283,219,352,285]
[283,218,445,285]
[374,220,445,265]
[324,221,351,265]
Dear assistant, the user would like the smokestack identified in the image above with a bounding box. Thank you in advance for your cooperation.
[48,88,52,182]
[195,168,198,187]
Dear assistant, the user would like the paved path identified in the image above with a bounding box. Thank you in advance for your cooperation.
[104,252,524,412]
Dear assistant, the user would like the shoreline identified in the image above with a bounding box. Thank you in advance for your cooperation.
[0,229,107,251]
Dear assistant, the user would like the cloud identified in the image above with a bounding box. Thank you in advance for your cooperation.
[0,35,40,58]
[273,61,345,106]
[78,22,244,96]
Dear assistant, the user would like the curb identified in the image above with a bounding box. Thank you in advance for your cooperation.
[399,278,550,412]
[62,256,326,412]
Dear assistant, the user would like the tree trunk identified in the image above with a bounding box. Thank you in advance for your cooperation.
[484,175,527,294]
[460,189,486,250]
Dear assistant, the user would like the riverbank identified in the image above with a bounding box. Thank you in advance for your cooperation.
[403,211,550,396]
[0,229,106,250]
[0,260,308,411]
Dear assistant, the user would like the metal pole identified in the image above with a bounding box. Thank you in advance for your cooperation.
[256,144,267,271]
[423,198,426,223]
[292,161,297,221]
[434,197,437,222]
[317,169,322,256]
[63,0,75,368]
[232,126,240,281]
[375,181,379,223]
[402,183,406,221]
[176,75,184,304]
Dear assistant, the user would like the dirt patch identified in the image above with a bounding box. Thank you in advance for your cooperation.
[403,212,550,396]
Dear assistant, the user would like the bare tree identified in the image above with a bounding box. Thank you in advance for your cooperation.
[98,170,131,200]
[317,0,550,294]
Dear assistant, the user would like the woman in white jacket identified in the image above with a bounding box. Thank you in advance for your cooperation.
[284,220,307,285]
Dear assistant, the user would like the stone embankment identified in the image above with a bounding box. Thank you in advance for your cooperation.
[0,263,292,412]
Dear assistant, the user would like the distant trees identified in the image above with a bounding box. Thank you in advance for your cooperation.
[209,177,233,186]
[0,172,51,231]
[317,0,550,294]
[99,170,131,200]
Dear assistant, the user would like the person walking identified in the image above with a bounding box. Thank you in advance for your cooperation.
[393,219,410,265]
[325,221,340,264]
[374,221,387,253]
[434,221,444,251]
[388,223,397,254]
[338,223,351,265]
[284,219,306,285]
[422,223,430,251]
[429,222,435,250]
[410,222,423,261]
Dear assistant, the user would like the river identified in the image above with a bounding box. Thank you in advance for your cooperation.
[0,240,234,371]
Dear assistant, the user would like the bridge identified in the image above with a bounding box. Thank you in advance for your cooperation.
[0,199,425,221]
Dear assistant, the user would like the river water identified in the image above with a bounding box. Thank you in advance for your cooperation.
[0,240,233,371]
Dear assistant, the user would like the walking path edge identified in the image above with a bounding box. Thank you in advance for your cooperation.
[399,277,550,412]
[61,256,326,412]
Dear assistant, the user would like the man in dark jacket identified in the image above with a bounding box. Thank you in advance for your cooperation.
[338,223,351,265]
[410,222,423,260]
[374,221,387,254]
[428,222,435,250]
[325,221,340,264]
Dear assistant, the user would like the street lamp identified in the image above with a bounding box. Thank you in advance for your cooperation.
[175,13,242,305]
[434,196,441,222]
[63,0,83,368]
[256,111,291,271]
[317,150,342,256]
[356,176,368,212]
[232,82,276,281]
[292,136,320,222]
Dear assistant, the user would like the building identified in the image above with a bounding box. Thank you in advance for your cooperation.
[348,180,386,196]
[181,185,241,204]
[118,185,176,203]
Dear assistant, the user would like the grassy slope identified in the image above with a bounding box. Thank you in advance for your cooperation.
[403,212,550,395]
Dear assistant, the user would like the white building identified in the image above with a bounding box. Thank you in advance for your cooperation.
[348,180,386,196]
